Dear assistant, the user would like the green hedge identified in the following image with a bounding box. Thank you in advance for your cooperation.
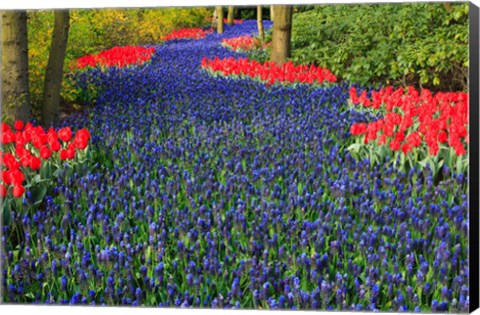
[291,3,468,91]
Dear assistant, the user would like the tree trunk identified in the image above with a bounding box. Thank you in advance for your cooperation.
[270,5,293,64]
[41,10,70,127]
[1,10,31,122]
[270,5,275,21]
[216,6,224,34]
[257,6,264,39]
[227,6,234,25]
[211,8,217,28]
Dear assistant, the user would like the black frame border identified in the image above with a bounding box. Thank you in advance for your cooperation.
[469,1,480,313]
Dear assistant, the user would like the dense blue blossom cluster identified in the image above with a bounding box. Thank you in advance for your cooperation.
[2,20,469,312]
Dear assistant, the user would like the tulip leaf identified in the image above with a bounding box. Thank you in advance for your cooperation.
[347,143,362,160]
[456,156,466,174]
[417,156,430,169]
[30,185,48,206]
[1,201,11,227]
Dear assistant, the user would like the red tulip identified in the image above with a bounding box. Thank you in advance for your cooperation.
[428,143,439,156]
[74,128,91,149]
[12,184,25,198]
[29,156,42,170]
[4,168,25,185]
[1,170,13,185]
[349,86,468,158]
[20,151,32,167]
[15,132,27,147]
[14,120,24,131]
[454,143,466,156]
[40,146,52,160]
[161,28,213,41]
[58,127,73,142]
[50,140,61,152]
[401,143,412,155]
[202,57,336,86]
[350,123,367,135]
[438,130,448,143]
[3,153,20,170]
[367,129,377,141]
[73,46,155,69]
[395,131,405,143]
[60,149,69,161]
[1,122,11,132]
[1,128,15,144]
[222,35,270,52]
[406,132,422,147]
[389,139,401,151]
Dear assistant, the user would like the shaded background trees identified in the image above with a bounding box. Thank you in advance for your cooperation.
[2,9,70,126]
[257,5,264,39]
[216,6,224,34]
[41,10,70,126]
[1,11,32,122]
[270,5,293,64]
[227,6,234,25]
[2,7,211,125]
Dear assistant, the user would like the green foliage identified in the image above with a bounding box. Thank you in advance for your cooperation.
[236,7,257,20]
[294,5,316,13]
[27,7,211,114]
[242,29,272,64]
[347,135,468,181]
[291,3,468,91]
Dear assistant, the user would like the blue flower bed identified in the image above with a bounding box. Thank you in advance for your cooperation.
[2,20,469,312]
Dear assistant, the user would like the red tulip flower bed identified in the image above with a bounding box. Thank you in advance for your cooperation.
[223,18,243,24]
[222,35,270,52]
[201,57,337,86]
[72,46,155,69]
[206,17,243,24]
[1,121,91,198]
[160,28,214,41]
[348,86,468,175]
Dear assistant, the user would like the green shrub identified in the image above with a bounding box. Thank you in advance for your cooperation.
[291,3,468,91]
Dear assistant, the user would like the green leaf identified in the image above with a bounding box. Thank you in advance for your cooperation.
[2,201,11,227]
[25,292,35,300]
[400,152,406,170]
[30,185,48,206]
[427,158,436,174]
[150,295,157,305]
[297,182,303,195]
[347,143,362,154]
[418,156,430,169]
[31,174,42,184]
[435,159,444,177]
[456,155,466,174]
